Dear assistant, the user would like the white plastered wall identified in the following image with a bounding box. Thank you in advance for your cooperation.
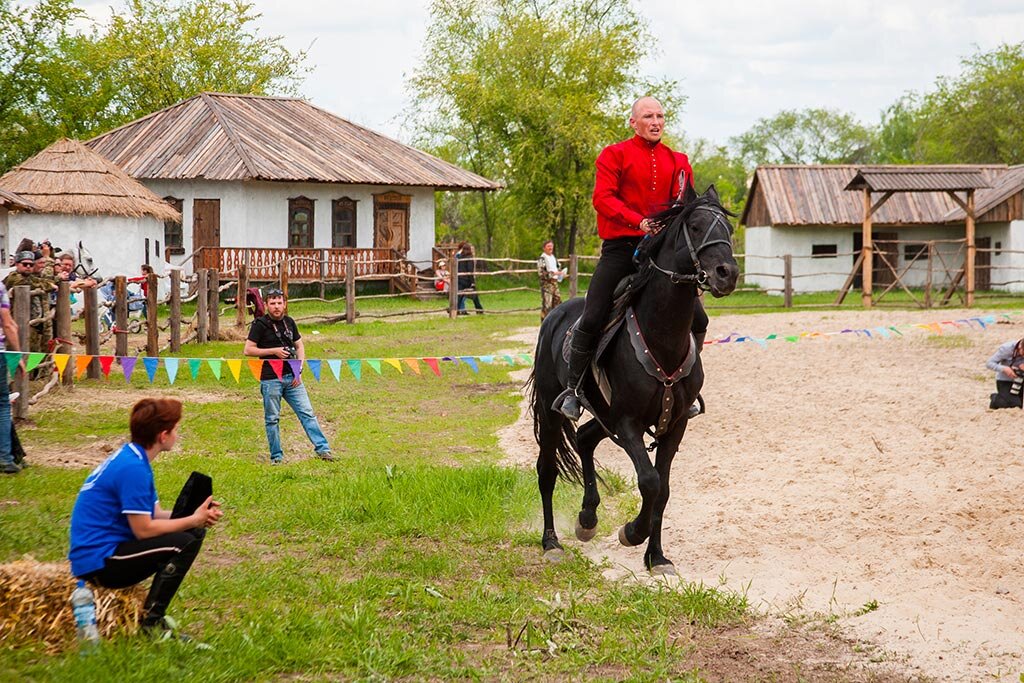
[10,212,165,281]
[142,179,437,273]
[743,223,1020,293]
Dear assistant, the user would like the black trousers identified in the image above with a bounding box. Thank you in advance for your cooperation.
[579,237,708,337]
[991,380,1023,409]
[82,476,209,623]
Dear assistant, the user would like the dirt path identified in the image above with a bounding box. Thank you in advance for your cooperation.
[498,308,1024,682]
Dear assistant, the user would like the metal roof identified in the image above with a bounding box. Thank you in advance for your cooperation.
[742,165,1012,226]
[844,166,992,192]
[86,93,502,191]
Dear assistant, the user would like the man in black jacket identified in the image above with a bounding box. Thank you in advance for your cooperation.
[243,289,333,464]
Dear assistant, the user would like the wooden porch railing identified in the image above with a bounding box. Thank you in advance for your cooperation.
[197,247,402,280]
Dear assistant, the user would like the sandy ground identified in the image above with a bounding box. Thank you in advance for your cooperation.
[498,308,1024,682]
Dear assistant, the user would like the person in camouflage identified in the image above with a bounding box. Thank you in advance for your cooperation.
[3,251,53,353]
[537,240,565,320]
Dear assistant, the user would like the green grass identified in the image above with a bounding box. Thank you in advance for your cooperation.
[1,312,747,682]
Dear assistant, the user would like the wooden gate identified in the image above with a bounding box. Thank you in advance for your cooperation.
[976,236,991,290]
[193,199,221,270]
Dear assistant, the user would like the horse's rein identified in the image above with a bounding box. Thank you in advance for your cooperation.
[649,205,733,290]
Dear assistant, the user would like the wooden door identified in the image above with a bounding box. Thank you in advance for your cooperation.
[852,231,898,287]
[373,192,410,254]
[193,199,221,270]
[976,237,991,291]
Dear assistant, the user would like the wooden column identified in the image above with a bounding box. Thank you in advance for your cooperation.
[345,258,355,324]
[146,272,158,356]
[55,281,72,386]
[208,269,220,341]
[319,250,326,299]
[169,269,181,352]
[783,254,793,308]
[236,264,248,327]
[569,253,578,299]
[448,259,458,319]
[114,276,128,358]
[83,286,100,379]
[196,269,209,343]
[965,189,976,307]
[12,285,28,418]
[861,188,873,308]
[280,257,289,297]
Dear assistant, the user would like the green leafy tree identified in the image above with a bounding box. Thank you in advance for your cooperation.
[408,0,680,257]
[732,108,876,166]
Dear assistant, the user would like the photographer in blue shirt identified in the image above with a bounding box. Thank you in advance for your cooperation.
[68,398,223,638]
[986,337,1024,409]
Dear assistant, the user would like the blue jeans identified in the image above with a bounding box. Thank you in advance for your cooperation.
[259,378,330,462]
[0,361,11,466]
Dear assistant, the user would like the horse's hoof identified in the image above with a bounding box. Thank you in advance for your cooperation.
[543,547,565,563]
[649,563,678,578]
[618,525,639,547]
[575,519,597,542]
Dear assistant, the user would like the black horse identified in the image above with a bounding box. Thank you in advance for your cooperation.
[528,185,739,575]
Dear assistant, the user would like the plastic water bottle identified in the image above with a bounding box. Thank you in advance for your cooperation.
[70,580,100,650]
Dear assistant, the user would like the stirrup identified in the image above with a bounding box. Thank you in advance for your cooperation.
[552,387,583,421]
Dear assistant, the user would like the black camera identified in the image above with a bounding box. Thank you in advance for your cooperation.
[283,345,297,360]
[1010,368,1024,396]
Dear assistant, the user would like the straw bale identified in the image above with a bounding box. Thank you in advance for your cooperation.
[0,139,180,222]
[0,558,145,653]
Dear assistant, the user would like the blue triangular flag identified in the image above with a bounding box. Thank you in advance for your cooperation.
[460,356,479,373]
[164,358,179,385]
[307,359,322,381]
[143,357,159,383]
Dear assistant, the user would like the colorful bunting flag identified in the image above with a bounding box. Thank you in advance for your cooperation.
[188,358,202,379]
[226,359,241,383]
[460,356,479,373]
[164,358,179,385]
[384,358,403,373]
[424,357,441,377]
[98,355,115,377]
[5,352,20,373]
[342,359,357,380]
[121,356,137,382]
[307,359,322,381]
[403,358,420,374]
[75,355,93,379]
[207,359,222,380]
[143,357,159,383]
[25,352,45,371]
[247,359,262,381]
[268,359,284,380]
[366,359,381,375]
[287,360,302,378]
[53,353,69,376]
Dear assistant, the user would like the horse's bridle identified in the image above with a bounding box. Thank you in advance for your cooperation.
[648,204,734,291]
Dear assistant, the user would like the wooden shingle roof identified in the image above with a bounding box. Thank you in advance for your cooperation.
[0,139,180,221]
[0,187,38,211]
[844,167,992,193]
[86,93,501,191]
[741,165,1014,226]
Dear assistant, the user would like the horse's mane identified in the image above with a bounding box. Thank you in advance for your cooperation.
[610,194,732,319]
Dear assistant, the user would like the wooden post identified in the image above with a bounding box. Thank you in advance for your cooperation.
[169,269,181,352]
[449,258,458,319]
[783,254,793,308]
[55,281,72,386]
[196,269,209,343]
[345,258,356,324]
[146,272,158,357]
[12,285,28,418]
[569,253,579,299]
[114,276,128,358]
[319,249,326,299]
[965,189,976,307]
[236,263,248,327]
[83,286,100,379]
[861,188,873,308]
[280,257,289,298]
[208,269,220,341]
[924,243,934,309]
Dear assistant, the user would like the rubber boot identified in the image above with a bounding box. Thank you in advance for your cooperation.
[687,331,707,419]
[141,531,204,632]
[552,328,599,421]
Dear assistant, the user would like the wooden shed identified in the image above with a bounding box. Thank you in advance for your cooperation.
[740,165,1024,298]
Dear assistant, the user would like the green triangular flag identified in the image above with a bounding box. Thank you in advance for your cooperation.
[207,359,222,379]
[367,359,381,375]
[188,358,202,379]
[5,351,21,373]
[25,352,45,371]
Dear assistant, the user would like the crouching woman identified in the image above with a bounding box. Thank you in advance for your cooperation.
[68,398,223,637]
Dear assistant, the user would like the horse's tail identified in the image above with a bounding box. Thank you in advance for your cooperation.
[526,368,584,485]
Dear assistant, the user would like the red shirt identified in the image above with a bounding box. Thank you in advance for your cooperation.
[592,135,694,240]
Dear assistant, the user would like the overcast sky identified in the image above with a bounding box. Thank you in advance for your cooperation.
[81,0,1024,146]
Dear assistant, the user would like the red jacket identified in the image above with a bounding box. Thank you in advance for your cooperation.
[592,135,694,240]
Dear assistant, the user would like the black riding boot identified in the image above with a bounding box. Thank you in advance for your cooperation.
[552,328,599,421]
[141,530,204,634]
[687,332,707,419]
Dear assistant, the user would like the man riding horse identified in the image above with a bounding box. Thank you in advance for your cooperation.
[553,96,710,422]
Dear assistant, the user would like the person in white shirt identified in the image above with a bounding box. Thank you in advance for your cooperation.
[537,240,566,319]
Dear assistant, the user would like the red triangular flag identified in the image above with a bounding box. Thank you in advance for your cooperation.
[268,359,284,380]
[98,355,115,377]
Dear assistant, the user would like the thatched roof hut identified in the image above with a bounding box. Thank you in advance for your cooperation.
[0,138,179,222]
[0,188,38,212]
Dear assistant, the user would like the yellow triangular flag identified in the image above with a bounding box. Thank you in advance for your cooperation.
[226,359,241,383]
[384,358,403,373]
[53,353,70,376]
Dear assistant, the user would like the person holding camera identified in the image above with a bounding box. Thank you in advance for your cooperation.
[244,288,333,464]
[986,337,1024,409]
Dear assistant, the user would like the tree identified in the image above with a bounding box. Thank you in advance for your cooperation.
[0,0,309,172]
[732,108,876,167]
[408,0,680,257]
[896,43,1024,164]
